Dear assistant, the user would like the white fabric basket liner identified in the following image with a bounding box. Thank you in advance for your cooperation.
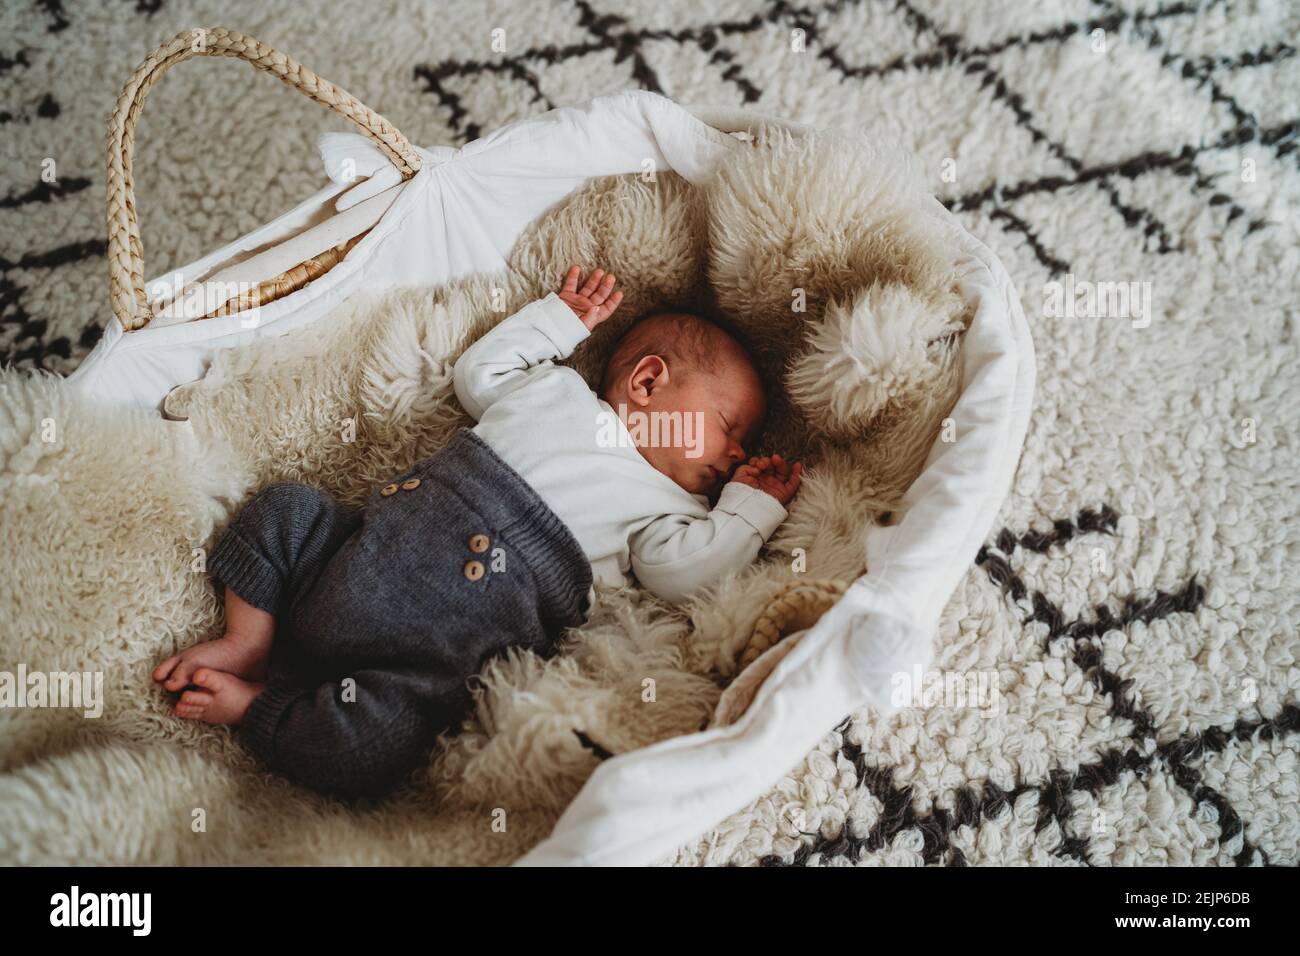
[68,90,1035,866]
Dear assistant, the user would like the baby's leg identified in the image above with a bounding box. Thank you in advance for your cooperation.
[154,481,360,697]
[235,668,447,799]
[154,589,273,691]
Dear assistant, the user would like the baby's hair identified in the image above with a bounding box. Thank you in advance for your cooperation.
[600,311,752,399]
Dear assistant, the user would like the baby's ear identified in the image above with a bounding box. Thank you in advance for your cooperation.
[629,355,668,400]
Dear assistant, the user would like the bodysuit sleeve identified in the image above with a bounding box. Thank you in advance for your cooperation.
[452,292,592,420]
[629,482,789,604]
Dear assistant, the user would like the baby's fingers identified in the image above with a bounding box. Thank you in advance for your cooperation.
[590,272,618,305]
[602,289,624,317]
[578,268,606,298]
[561,264,581,293]
[786,461,803,492]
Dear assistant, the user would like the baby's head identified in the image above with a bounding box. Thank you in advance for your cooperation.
[600,311,766,496]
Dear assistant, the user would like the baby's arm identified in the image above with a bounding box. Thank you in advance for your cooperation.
[630,482,790,604]
[453,265,623,419]
[453,292,591,420]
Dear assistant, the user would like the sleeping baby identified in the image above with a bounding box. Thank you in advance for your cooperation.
[152,265,802,797]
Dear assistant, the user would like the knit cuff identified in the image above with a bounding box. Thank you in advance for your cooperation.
[237,681,308,762]
[716,482,788,539]
[534,292,592,358]
[208,527,282,614]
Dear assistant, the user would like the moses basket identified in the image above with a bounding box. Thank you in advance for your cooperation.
[64,28,1035,866]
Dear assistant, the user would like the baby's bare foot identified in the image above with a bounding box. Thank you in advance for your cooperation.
[173,668,264,725]
[153,627,272,692]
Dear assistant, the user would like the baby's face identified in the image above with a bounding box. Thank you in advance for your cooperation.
[607,349,766,497]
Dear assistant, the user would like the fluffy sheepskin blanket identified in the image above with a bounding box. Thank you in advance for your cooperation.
[0,127,968,864]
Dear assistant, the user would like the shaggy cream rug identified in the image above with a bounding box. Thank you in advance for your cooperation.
[1,0,1297,866]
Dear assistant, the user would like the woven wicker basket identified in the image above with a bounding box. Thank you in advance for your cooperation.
[103,28,848,718]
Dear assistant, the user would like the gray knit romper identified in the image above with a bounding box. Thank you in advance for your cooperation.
[206,427,593,799]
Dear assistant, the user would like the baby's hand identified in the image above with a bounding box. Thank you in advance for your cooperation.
[558,264,624,331]
[731,453,802,507]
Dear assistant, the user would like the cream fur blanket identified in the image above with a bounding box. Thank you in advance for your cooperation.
[0,128,968,864]
[4,0,1297,870]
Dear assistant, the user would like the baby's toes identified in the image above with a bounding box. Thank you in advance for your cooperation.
[163,658,199,692]
[152,655,180,683]
[192,668,232,695]
[174,688,211,718]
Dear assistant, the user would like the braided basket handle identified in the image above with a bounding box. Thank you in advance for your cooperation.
[106,27,422,332]
[739,579,849,669]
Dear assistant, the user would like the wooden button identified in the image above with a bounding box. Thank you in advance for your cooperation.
[401,478,421,490]
[468,533,490,554]
[463,560,485,581]
[380,483,399,496]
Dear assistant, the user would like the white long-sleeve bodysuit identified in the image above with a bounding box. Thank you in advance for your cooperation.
[453,292,788,605]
